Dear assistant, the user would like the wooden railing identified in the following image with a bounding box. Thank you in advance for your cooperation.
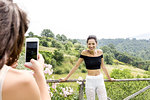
[46,78,150,100]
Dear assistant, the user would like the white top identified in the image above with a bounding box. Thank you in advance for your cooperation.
[0,65,11,100]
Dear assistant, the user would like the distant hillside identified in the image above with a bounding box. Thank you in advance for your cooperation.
[25,29,150,72]
[77,38,150,60]
[131,33,150,40]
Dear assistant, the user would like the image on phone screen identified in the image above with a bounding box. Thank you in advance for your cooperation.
[26,42,37,62]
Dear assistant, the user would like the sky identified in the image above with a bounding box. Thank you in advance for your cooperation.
[14,0,150,39]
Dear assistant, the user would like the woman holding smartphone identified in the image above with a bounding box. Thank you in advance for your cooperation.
[60,35,113,100]
[0,0,50,100]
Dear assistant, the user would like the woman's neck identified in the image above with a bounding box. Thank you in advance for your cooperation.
[88,50,96,55]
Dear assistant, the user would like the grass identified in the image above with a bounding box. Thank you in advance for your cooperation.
[46,64,150,95]
[17,52,150,100]
[106,64,149,77]
[17,45,150,99]
[48,64,149,83]
[39,46,56,52]
[49,64,150,80]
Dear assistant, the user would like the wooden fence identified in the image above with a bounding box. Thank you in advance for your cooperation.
[46,78,150,100]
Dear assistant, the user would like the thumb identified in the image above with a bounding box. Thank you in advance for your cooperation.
[30,59,37,66]
[24,59,38,71]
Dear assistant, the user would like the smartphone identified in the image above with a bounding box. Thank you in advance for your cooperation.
[25,38,39,66]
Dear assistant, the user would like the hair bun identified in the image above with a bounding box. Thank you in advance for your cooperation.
[0,1,5,8]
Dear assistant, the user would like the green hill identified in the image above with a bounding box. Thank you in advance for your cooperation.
[77,38,150,60]
[18,30,150,76]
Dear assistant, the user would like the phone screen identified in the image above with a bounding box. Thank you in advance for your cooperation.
[26,42,37,62]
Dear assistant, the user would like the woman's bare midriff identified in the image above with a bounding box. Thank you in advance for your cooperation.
[87,69,101,76]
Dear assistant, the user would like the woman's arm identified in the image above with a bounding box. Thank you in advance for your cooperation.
[101,58,111,80]
[60,58,83,81]
[24,54,51,100]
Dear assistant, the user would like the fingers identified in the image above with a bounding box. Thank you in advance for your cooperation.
[59,78,66,82]
[24,53,45,75]
[37,54,45,67]
[24,59,40,72]
[24,63,34,70]
[110,78,115,82]
[38,54,44,62]
[30,59,38,66]
[24,64,32,70]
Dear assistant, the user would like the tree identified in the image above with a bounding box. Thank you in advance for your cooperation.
[40,40,49,47]
[56,34,61,41]
[66,41,73,47]
[101,46,111,53]
[74,43,82,50]
[72,39,78,44]
[41,29,55,38]
[108,43,115,50]
[51,40,57,47]
[55,42,63,49]
[56,34,67,41]
[148,66,150,71]
[51,40,63,49]
[65,44,69,50]
[28,32,34,37]
[53,50,64,65]
[104,53,114,65]
[64,41,73,50]
[61,34,67,41]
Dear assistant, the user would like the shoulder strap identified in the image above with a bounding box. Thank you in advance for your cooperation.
[80,54,86,58]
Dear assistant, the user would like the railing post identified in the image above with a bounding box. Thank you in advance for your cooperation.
[79,81,85,100]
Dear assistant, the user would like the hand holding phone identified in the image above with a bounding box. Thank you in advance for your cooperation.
[25,38,39,66]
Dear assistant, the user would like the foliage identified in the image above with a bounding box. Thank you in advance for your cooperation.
[40,51,53,64]
[56,34,61,41]
[52,50,64,65]
[72,39,78,44]
[74,43,82,50]
[101,44,149,71]
[78,38,150,60]
[51,40,63,49]
[148,66,150,71]
[21,30,150,99]
[113,59,125,65]
[105,69,150,100]
[56,34,67,41]
[17,51,150,100]
[61,34,67,41]
[41,29,55,38]
[110,69,133,79]
[28,31,34,37]
[44,64,79,100]
[104,53,114,65]
[64,41,73,51]
[40,39,49,47]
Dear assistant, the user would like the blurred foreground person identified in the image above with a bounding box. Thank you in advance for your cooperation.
[0,0,50,100]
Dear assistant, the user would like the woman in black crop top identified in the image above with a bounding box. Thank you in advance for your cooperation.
[60,35,113,100]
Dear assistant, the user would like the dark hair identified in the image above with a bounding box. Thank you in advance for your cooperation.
[0,0,28,69]
[86,35,97,43]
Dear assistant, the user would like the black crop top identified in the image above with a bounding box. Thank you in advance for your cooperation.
[80,54,103,70]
